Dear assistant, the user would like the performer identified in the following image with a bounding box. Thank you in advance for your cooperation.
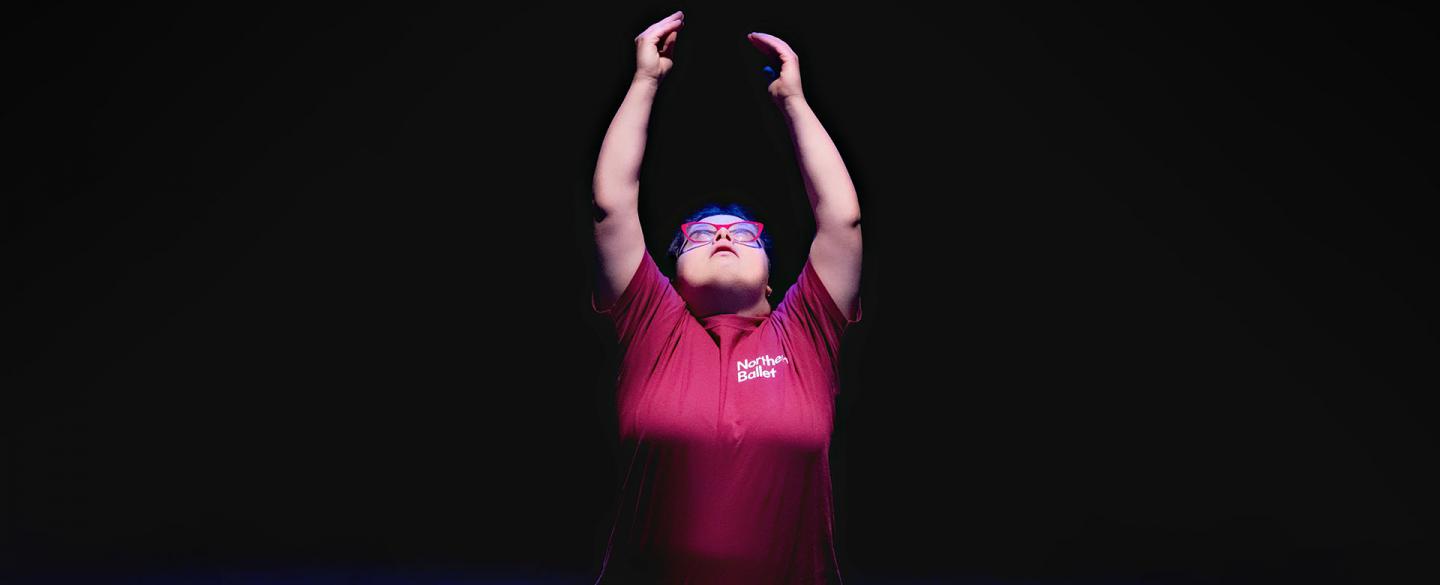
[589,10,863,584]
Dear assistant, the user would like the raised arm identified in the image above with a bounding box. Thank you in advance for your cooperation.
[592,11,685,310]
[749,32,863,321]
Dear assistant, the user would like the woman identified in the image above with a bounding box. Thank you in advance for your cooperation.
[589,10,862,584]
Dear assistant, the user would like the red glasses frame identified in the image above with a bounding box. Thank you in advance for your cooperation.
[680,221,766,247]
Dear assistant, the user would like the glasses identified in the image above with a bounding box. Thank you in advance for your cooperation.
[680,221,765,251]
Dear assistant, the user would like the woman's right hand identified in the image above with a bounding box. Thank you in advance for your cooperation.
[633,10,685,84]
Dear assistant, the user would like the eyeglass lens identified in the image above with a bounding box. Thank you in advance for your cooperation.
[687,223,759,243]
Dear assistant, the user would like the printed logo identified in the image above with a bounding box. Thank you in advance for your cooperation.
[737,353,788,383]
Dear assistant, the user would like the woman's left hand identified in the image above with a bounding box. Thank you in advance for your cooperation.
[746,32,804,104]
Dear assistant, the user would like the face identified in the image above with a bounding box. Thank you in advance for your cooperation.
[674,214,772,305]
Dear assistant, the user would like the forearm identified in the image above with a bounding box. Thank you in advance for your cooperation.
[593,77,661,212]
[779,96,862,230]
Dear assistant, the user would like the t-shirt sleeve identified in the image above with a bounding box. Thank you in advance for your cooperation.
[591,248,688,347]
[774,257,863,373]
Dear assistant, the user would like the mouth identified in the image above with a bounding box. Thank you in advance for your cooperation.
[712,245,737,257]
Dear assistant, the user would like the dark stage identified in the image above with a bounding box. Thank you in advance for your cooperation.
[5,2,1435,583]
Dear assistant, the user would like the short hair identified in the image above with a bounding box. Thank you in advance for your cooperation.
[666,202,774,267]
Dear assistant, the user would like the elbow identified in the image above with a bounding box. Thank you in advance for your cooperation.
[818,213,862,234]
[813,198,862,232]
[591,196,637,224]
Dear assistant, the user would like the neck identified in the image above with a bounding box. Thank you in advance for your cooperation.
[687,291,772,320]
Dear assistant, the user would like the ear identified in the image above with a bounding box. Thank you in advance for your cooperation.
[766,285,773,297]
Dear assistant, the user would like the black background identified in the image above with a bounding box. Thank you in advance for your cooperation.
[5,2,1436,583]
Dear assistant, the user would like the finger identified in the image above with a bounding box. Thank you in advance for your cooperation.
[636,10,685,42]
[746,32,797,64]
[640,10,684,37]
[638,17,684,45]
[660,30,679,55]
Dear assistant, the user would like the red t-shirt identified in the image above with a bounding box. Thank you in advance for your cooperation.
[590,248,862,584]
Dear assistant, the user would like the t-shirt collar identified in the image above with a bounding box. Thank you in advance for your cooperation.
[699,312,768,331]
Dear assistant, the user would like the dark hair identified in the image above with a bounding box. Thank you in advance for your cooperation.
[666,202,774,266]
